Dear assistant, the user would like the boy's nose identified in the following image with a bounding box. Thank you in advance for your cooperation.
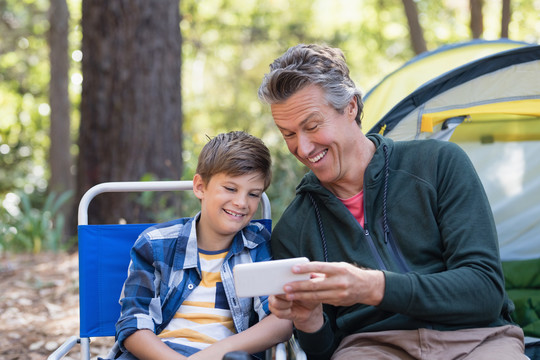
[233,194,248,208]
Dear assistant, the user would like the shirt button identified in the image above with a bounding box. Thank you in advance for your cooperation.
[188,284,194,290]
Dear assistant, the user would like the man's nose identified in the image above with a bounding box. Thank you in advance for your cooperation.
[296,133,314,159]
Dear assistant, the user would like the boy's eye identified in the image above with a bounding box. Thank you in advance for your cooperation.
[224,186,236,192]
[249,192,261,198]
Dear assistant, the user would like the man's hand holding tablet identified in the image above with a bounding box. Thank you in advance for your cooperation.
[233,257,310,297]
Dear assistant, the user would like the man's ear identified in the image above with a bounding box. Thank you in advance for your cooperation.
[347,96,358,120]
[192,173,205,200]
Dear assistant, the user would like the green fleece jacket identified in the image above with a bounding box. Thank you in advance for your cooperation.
[271,134,515,360]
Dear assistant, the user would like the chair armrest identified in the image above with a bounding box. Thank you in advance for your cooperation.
[47,336,79,360]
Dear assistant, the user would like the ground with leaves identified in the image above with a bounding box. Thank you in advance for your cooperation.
[0,252,114,360]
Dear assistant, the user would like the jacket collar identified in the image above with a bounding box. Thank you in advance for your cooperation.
[296,133,394,196]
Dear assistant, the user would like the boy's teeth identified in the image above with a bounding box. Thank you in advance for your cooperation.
[225,209,243,217]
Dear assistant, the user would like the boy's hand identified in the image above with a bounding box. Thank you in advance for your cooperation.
[268,294,324,333]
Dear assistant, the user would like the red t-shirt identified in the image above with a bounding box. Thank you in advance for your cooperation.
[338,190,365,227]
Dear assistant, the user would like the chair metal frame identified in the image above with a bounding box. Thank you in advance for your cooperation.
[47,180,280,360]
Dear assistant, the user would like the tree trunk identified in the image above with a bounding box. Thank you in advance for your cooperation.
[401,0,427,55]
[501,0,511,38]
[48,0,73,240]
[470,0,484,39]
[76,0,183,225]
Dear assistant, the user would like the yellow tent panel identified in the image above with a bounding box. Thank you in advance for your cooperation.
[362,40,528,132]
[420,99,540,142]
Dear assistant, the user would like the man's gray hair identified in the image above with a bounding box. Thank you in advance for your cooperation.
[258,44,364,126]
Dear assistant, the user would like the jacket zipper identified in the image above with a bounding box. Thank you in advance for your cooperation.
[363,227,387,270]
[364,187,409,273]
[362,187,387,270]
[385,230,411,273]
[364,206,411,273]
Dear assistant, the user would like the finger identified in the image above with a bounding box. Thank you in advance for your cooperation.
[271,294,289,301]
[269,307,293,320]
[268,298,295,320]
[293,261,349,275]
[285,290,331,305]
[269,294,293,310]
[284,286,351,306]
[284,274,335,293]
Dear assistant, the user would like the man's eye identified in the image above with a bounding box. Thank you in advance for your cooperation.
[282,132,295,138]
[307,124,318,131]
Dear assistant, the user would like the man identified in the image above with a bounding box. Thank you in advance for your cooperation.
[258,44,526,359]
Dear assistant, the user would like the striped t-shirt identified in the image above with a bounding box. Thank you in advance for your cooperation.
[157,248,235,351]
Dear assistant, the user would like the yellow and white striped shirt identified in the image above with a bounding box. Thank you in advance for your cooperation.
[158,248,235,351]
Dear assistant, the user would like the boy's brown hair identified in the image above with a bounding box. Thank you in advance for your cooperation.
[196,131,272,190]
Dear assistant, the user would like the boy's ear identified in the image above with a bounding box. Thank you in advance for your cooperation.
[192,174,205,200]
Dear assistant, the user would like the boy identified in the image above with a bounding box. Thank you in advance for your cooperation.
[104,131,292,360]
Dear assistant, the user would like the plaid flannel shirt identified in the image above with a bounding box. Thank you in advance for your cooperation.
[110,213,272,355]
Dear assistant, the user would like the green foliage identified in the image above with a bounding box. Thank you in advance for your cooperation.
[2,0,540,251]
[0,0,81,200]
[0,190,73,253]
[0,0,50,197]
[178,0,540,227]
[133,173,200,223]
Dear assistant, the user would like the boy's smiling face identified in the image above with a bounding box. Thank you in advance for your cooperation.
[193,171,265,251]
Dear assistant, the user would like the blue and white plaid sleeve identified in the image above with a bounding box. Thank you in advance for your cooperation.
[248,224,273,320]
[115,233,161,351]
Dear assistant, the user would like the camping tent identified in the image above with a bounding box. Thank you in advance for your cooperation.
[362,39,532,133]
[364,39,540,340]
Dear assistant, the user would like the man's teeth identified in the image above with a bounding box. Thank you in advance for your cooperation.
[309,150,327,163]
[224,209,243,217]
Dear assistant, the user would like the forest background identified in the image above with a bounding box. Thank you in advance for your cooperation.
[1,0,540,252]
[1,0,540,358]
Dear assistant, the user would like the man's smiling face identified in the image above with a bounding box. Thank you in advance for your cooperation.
[271,85,359,188]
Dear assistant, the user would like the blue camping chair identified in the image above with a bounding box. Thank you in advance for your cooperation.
[47,181,301,360]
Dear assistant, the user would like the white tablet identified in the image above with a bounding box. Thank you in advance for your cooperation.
[233,257,310,297]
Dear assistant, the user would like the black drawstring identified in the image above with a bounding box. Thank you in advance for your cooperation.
[382,144,390,244]
[308,143,391,256]
[308,192,329,262]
